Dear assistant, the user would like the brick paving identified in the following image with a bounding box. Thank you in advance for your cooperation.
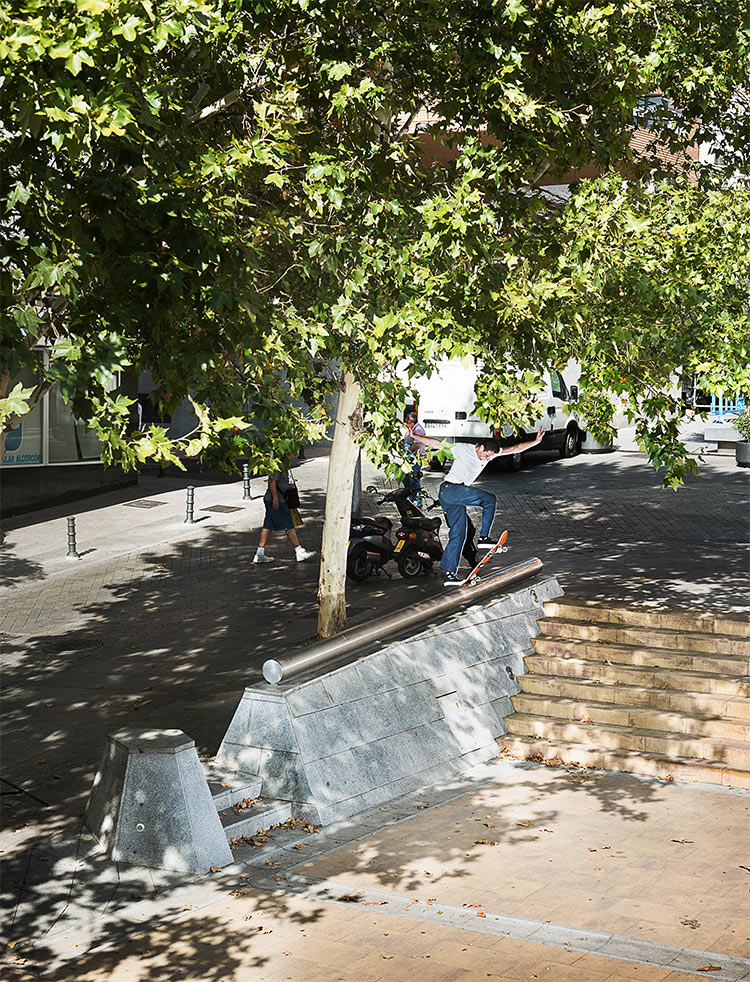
[1,443,748,980]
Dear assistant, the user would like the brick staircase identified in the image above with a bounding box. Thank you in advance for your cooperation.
[499,598,750,789]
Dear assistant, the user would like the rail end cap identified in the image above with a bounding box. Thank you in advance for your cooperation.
[262,660,283,685]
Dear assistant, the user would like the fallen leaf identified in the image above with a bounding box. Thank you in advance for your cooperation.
[292,844,307,850]
[381,954,394,959]
[476,912,486,918]
[681,918,700,929]
[599,845,611,850]
[210,866,223,873]
[672,839,694,844]
[362,900,388,906]
[282,951,292,956]
[516,820,532,827]
[588,848,597,853]
[484,822,495,829]
[339,895,359,902]
[697,968,723,973]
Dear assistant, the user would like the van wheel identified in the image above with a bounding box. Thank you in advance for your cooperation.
[505,452,523,472]
[559,425,580,459]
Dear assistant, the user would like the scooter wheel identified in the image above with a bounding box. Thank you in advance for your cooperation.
[346,544,372,582]
[397,548,425,579]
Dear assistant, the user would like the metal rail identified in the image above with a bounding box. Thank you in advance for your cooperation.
[262,557,543,684]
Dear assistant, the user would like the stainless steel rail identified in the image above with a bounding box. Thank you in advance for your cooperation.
[262,557,543,684]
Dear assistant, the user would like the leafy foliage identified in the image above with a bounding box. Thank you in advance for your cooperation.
[1,0,748,488]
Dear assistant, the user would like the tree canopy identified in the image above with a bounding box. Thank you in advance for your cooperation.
[2,0,749,630]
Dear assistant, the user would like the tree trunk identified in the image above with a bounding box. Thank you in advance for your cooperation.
[351,450,362,520]
[317,372,362,638]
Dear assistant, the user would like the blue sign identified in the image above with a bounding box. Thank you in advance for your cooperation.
[6,422,22,452]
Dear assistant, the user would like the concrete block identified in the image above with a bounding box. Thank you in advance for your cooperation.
[295,702,368,762]
[322,665,368,705]
[213,577,562,827]
[438,693,498,755]
[222,688,297,751]
[85,729,232,873]
[214,744,262,777]
[257,749,312,803]
[355,653,399,694]
[286,680,333,717]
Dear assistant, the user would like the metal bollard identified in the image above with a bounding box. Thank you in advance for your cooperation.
[184,486,196,524]
[242,463,251,500]
[66,517,81,559]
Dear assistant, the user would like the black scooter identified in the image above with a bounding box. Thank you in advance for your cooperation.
[346,507,395,582]
[346,486,477,582]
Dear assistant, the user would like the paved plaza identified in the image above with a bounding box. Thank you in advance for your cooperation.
[1,439,748,979]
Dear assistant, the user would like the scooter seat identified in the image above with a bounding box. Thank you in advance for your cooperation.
[369,515,393,531]
[401,515,441,532]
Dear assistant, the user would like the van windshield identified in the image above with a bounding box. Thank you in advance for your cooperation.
[549,370,568,400]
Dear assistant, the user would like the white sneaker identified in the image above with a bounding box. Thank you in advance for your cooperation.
[296,548,316,562]
[253,554,274,564]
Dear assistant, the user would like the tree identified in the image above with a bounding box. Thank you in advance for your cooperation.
[494,174,750,488]
[2,0,748,637]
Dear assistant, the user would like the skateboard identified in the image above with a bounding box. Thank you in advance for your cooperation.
[463,530,509,585]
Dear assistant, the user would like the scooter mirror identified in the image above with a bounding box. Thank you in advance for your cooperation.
[365,485,378,493]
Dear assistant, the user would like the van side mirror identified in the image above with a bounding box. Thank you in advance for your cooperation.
[570,385,578,401]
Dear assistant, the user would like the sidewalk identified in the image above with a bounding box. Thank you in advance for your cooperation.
[1,442,749,980]
[4,759,749,981]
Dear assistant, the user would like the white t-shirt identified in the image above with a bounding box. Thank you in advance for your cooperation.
[443,443,498,485]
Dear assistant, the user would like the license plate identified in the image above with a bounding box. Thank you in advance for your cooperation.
[394,540,405,553]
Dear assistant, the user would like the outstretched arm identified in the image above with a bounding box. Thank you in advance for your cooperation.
[406,430,444,450]
[500,426,545,455]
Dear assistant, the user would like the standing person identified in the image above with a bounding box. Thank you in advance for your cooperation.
[253,464,316,564]
[402,411,428,504]
[408,427,544,585]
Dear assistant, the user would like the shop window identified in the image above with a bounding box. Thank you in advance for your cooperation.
[1,366,43,466]
[48,386,104,463]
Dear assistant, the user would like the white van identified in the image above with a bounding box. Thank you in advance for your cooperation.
[413,359,583,467]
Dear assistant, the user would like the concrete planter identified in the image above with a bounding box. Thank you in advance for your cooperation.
[580,430,614,454]
[736,440,750,467]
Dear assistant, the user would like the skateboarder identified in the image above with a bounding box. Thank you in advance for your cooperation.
[407,427,544,585]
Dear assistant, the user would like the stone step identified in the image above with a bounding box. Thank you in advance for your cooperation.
[505,714,750,767]
[536,617,750,657]
[498,735,750,789]
[511,692,750,742]
[524,653,750,697]
[204,762,263,810]
[518,672,750,720]
[218,797,293,844]
[531,636,749,676]
[543,599,750,638]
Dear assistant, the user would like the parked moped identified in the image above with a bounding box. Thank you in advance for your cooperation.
[347,486,477,582]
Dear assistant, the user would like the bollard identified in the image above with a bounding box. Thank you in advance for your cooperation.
[66,517,81,559]
[242,463,251,500]
[184,486,196,524]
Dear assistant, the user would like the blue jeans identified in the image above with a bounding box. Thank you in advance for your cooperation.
[402,463,423,501]
[438,481,497,574]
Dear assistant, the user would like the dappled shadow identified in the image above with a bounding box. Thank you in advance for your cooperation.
[2,822,327,979]
[0,543,46,590]
[0,485,446,851]
[1,448,747,976]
